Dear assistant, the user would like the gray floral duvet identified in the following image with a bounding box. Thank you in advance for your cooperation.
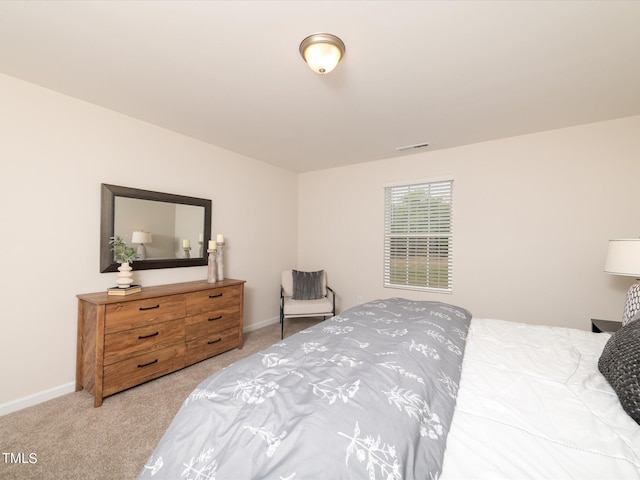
[138,298,472,480]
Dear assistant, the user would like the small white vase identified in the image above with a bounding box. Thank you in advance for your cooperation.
[116,262,134,288]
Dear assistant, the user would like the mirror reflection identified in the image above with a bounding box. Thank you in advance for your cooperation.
[114,197,206,260]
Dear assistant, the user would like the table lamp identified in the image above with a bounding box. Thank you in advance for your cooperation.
[131,231,152,260]
[605,239,640,325]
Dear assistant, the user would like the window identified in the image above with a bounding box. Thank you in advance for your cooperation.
[384,177,453,292]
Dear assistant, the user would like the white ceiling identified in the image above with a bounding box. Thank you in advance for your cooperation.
[1,1,639,173]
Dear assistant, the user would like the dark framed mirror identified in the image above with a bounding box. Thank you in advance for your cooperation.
[100,184,212,272]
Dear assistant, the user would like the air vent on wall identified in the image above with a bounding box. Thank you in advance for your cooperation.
[395,142,430,152]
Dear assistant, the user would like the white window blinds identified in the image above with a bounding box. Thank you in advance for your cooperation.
[384,178,453,292]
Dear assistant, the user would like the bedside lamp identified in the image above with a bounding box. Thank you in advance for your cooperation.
[605,239,640,325]
[131,231,152,260]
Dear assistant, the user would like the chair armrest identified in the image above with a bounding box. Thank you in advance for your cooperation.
[281,285,287,307]
[326,285,336,314]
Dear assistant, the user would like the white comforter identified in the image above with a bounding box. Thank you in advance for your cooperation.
[441,318,640,479]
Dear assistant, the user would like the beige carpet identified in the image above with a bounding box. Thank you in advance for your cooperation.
[0,318,320,480]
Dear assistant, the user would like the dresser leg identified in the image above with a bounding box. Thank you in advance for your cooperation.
[76,301,84,392]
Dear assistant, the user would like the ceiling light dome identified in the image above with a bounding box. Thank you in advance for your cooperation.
[299,33,345,74]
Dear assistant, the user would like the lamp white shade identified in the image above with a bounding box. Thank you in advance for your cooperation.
[605,239,640,277]
[131,231,152,244]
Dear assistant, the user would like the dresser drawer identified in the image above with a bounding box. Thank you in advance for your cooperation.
[103,344,185,397]
[185,326,240,365]
[105,294,186,334]
[185,312,239,342]
[186,285,242,316]
[104,318,185,365]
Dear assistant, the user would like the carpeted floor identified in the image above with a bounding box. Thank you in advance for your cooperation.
[0,318,320,480]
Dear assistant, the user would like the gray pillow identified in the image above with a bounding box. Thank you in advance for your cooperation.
[598,319,640,425]
[292,270,324,300]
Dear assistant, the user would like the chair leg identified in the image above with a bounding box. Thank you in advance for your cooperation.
[280,313,284,339]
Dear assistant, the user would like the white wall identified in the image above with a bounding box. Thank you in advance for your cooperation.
[298,115,640,331]
[0,73,298,410]
[2,68,638,414]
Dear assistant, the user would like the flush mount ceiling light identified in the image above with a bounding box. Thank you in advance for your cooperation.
[299,33,345,74]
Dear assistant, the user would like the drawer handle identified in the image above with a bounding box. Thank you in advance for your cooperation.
[138,332,159,340]
[208,315,222,322]
[139,304,160,311]
[208,338,222,345]
[208,293,223,299]
[138,359,158,368]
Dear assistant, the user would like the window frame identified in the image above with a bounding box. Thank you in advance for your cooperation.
[383,176,454,294]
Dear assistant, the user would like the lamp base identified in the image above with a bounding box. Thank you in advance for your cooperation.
[622,280,640,326]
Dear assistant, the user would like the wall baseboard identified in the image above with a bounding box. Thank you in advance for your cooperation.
[244,316,279,332]
[0,317,280,416]
[0,381,76,417]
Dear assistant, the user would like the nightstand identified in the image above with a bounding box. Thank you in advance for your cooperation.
[591,318,622,334]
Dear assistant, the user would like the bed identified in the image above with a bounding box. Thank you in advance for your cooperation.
[138,298,640,479]
[441,317,640,479]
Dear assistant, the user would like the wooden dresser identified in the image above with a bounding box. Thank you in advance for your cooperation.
[76,279,245,407]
